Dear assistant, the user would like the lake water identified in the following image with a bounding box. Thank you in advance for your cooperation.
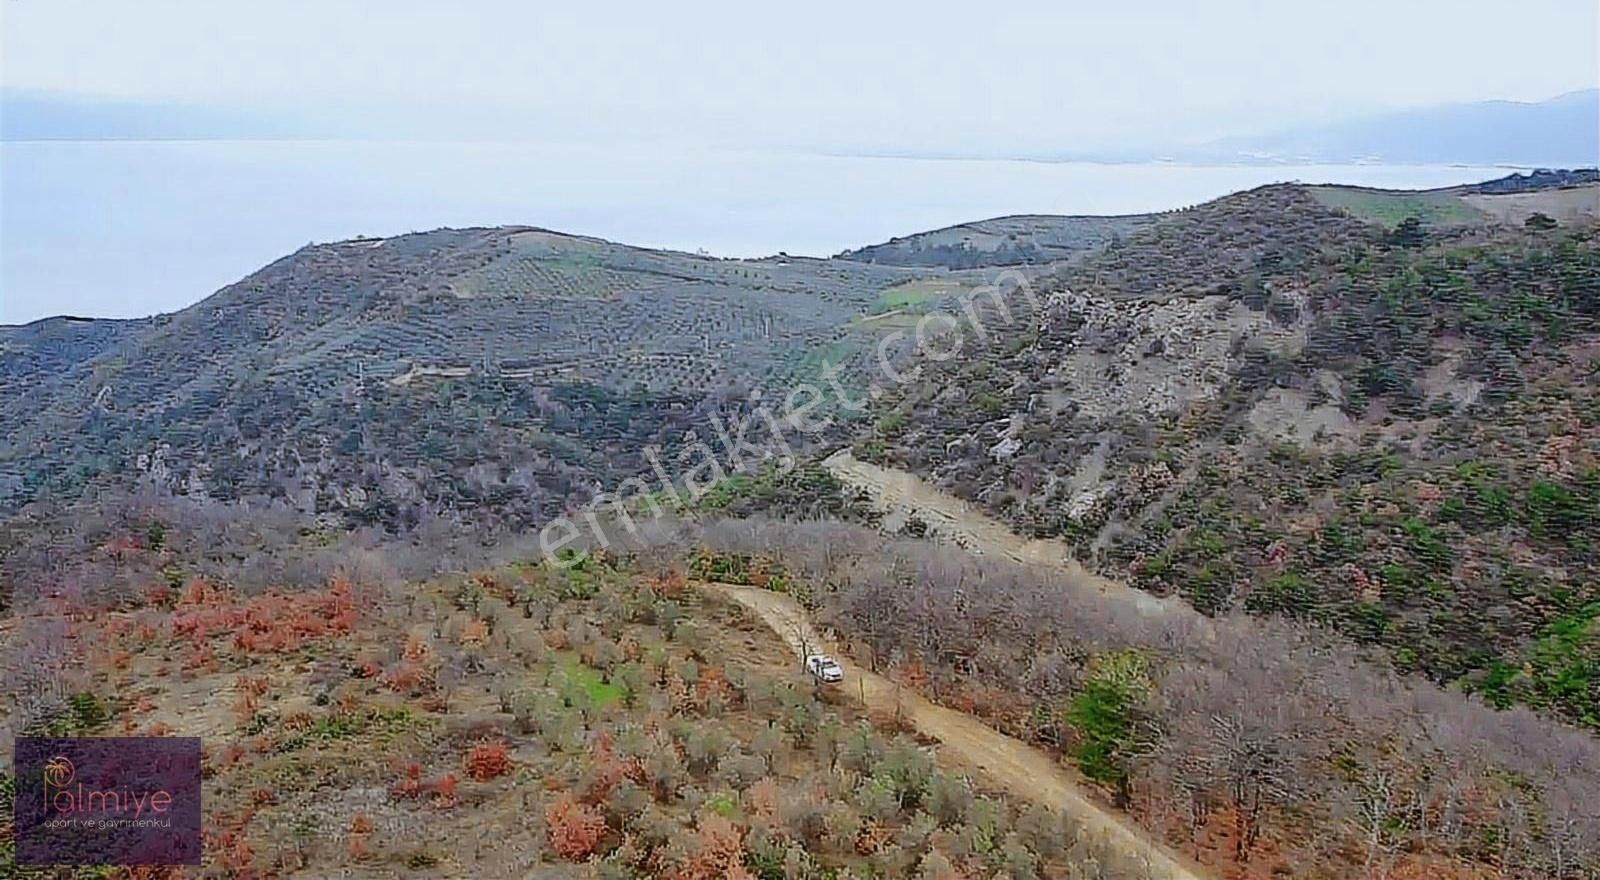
[0,139,1519,323]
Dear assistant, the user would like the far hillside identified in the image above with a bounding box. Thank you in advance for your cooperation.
[851,179,1600,732]
[1308,169,1600,229]
[1185,90,1600,165]
[0,227,949,526]
[835,214,1155,269]
[6,170,1600,880]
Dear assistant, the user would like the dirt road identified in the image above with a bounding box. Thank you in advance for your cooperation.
[705,581,1210,880]
[823,449,1182,617]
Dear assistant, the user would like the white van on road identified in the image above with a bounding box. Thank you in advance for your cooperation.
[805,654,844,684]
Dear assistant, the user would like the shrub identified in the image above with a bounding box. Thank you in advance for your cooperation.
[874,744,936,810]
[66,691,111,732]
[926,772,975,827]
[1065,679,1138,795]
[465,739,511,781]
[545,793,607,860]
[1527,479,1586,537]
[715,752,768,791]
[1247,571,1317,617]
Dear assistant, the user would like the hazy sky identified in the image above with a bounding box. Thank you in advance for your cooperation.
[2,1,1597,324]
[4,0,1597,150]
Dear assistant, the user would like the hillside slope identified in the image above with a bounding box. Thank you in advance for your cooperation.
[836,213,1155,269]
[0,228,946,526]
[853,182,1600,728]
[709,581,1204,880]
[2,533,1161,878]
[6,176,1600,878]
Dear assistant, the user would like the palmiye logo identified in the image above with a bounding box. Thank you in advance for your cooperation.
[41,752,174,819]
[42,755,74,788]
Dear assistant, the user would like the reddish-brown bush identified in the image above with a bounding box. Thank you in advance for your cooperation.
[667,813,751,880]
[391,762,424,799]
[464,739,511,781]
[430,773,459,809]
[545,793,606,861]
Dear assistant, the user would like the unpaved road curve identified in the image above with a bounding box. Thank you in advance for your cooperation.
[823,448,1182,617]
[705,582,1210,880]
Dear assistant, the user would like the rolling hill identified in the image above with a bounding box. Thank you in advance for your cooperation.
[851,178,1600,729]
[5,173,1595,534]
[6,172,1600,879]
[0,226,973,528]
[835,213,1154,269]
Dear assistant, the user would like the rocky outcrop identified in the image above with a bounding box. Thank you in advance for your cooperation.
[1037,289,1305,417]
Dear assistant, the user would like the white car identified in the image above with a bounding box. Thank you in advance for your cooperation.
[805,654,844,684]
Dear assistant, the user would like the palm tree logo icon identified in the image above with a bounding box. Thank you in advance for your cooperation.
[43,755,74,788]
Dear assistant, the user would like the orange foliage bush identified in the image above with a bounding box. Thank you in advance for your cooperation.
[211,825,256,878]
[347,814,375,861]
[390,763,458,808]
[232,691,259,724]
[464,740,511,781]
[402,634,431,663]
[544,793,606,861]
[694,665,732,708]
[856,820,891,855]
[667,813,751,880]
[666,673,694,715]
[582,733,642,804]
[181,643,215,673]
[274,712,311,736]
[391,763,424,799]
[382,660,430,695]
[460,618,489,645]
[171,576,359,657]
[648,568,689,597]
[470,570,512,602]
[430,773,458,809]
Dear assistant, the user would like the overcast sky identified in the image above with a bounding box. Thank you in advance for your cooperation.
[2,1,1597,324]
[4,0,1597,150]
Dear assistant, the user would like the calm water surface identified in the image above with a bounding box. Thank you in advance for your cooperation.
[0,139,1519,322]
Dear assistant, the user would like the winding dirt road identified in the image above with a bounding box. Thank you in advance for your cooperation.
[823,449,1183,617]
[705,582,1209,880]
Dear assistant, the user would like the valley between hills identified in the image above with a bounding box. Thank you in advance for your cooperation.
[3,169,1600,879]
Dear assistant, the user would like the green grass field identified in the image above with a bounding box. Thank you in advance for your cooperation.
[1310,187,1486,227]
[869,278,971,314]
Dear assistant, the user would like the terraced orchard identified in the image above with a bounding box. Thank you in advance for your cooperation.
[0,225,962,529]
